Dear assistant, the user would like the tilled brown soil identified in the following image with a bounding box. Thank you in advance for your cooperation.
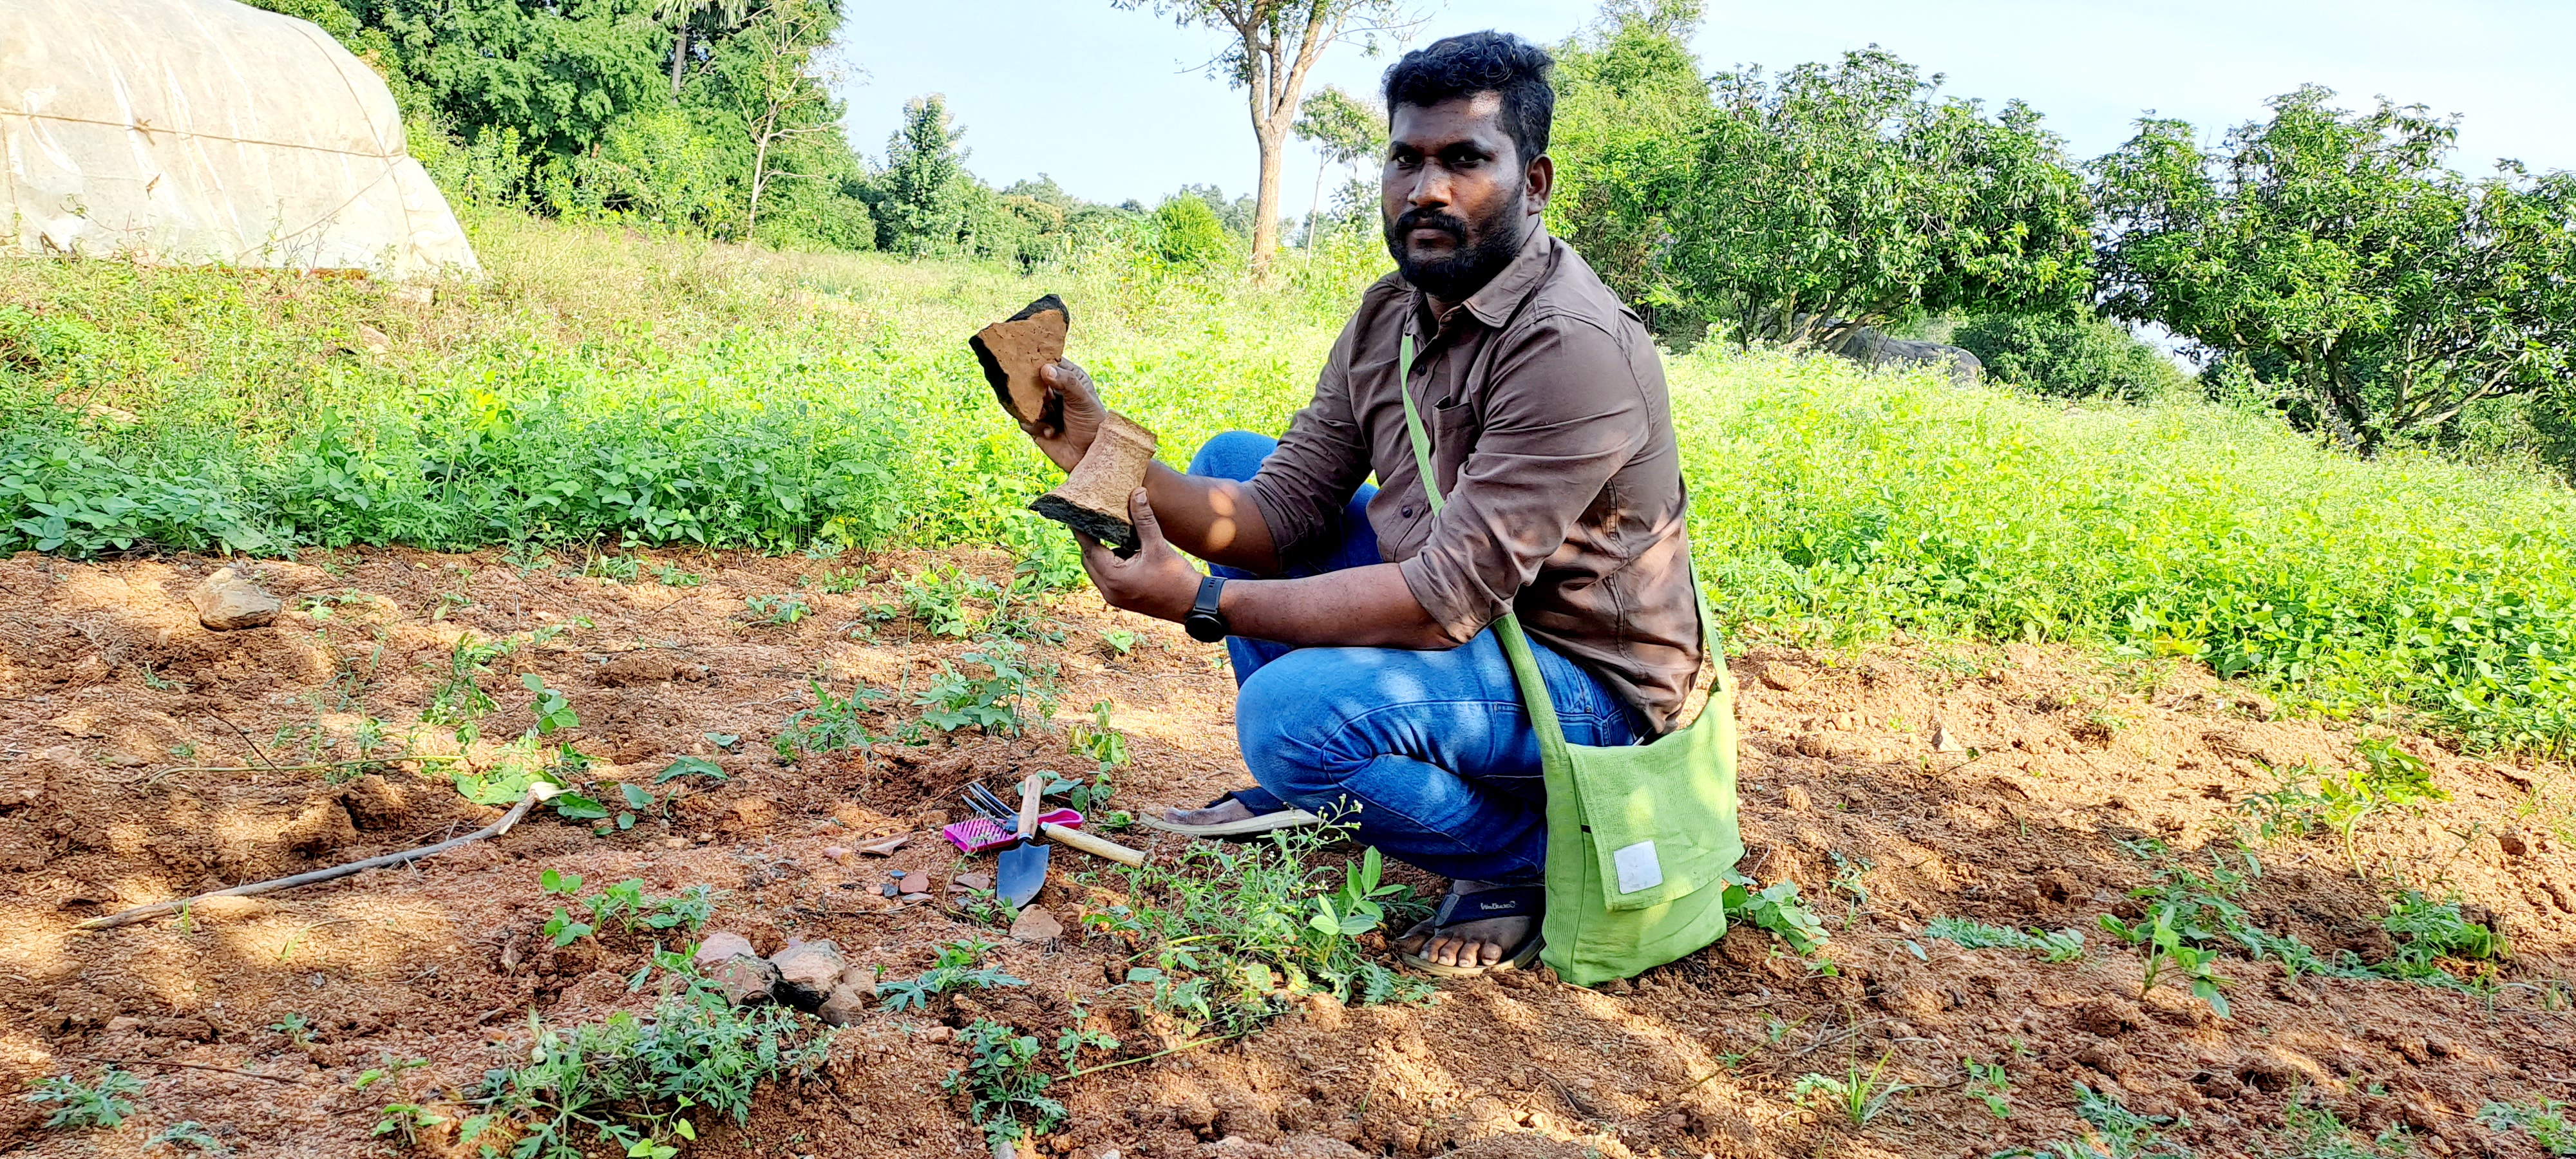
[5,547,2575,1159]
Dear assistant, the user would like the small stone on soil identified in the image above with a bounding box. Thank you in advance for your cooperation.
[189,565,281,630]
[768,939,846,1008]
[1010,907,1063,943]
[955,871,992,890]
[897,871,931,894]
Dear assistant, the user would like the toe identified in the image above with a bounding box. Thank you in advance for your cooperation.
[1478,938,1503,966]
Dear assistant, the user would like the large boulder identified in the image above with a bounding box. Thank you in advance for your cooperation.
[1820,325,1984,387]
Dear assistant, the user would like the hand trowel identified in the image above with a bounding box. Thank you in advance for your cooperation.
[994,772,1050,909]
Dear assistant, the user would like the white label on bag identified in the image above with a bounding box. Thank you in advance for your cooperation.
[1613,840,1663,894]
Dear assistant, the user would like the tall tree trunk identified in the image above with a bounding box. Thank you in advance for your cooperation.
[669,26,688,93]
[1251,120,1286,271]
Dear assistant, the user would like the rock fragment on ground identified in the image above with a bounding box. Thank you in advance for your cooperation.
[1010,905,1063,943]
[768,939,844,1009]
[816,964,876,1027]
[896,871,932,895]
[692,931,777,1005]
[189,565,280,630]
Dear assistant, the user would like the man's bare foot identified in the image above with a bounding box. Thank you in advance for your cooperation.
[1399,880,1535,969]
[1159,798,1256,828]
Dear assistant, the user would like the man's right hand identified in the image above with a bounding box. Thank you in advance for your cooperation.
[1020,359,1105,473]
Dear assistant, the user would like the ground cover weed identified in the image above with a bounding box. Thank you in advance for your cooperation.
[371,1104,445,1149]
[1924,918,2086,962]
[914,639,1054,736]
[1992,1084,2190,1158]
[26,1067,144,1129]
[535,869,717,946]
[1792,1051,1911,1126]
[773,679,888,760]
[2270,1098,2413,1158]
[2239,739,2447,868]
[1090,825,1430,1029]
[145,1120,226,1152]
[2480,1098,2576,1154]
[651,563,703,587]
[943,1019,1066,1149]
[740,593,810,626]
[1719,869,1831,955]
[2101,909,2231,1015]
[1963,1057,2013,1118]
[582,552,639,582]
[462,985,831,1159]
[876,938,1028,1012]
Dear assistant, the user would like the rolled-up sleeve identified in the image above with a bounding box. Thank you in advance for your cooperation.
[1245,316,1374,565]
[1398,314,1649,642]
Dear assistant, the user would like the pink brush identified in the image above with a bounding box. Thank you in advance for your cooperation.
[944,807,1081,854]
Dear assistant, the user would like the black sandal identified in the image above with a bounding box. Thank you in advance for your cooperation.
[1396,883,1546,977]
[1131,787,1323,839]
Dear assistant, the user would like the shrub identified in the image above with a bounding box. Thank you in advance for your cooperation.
[1153,195,1236,269]
[1952,312,2186,402]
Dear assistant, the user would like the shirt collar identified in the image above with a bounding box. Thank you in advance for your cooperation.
[1408,219,1556,338]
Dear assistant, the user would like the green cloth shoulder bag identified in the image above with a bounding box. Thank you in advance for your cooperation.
[1397,334,1743,986]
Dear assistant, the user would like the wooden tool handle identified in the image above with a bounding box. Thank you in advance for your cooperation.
[1016,773,1045,839]
[1038,821,1146,867]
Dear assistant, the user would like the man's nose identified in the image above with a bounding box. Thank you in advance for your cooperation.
[1403,164,1451,209]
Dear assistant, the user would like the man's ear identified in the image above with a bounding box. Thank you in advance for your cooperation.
[1524,153,1553,215]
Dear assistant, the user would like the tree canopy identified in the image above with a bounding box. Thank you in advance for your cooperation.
[2094,86,2576,452]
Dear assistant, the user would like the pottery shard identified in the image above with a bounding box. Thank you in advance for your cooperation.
[1010,906,1064,943]
[768,939,846,1009]
[969,294,1070,428]
[189,565,280,630]
[1030,410,1159,557]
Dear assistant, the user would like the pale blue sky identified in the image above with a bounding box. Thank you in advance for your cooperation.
[830,1,2576,219]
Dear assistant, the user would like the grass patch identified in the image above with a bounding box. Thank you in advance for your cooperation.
[6,210,2575,755]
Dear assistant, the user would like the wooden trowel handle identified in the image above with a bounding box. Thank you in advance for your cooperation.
[1038,822,1146,867]
[1016,773,1045,839]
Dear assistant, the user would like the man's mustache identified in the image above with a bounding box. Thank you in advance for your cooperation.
[1392,209,1468,241]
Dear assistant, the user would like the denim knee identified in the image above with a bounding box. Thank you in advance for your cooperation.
[1233,650,1354,804]
[1188,430,1276,482]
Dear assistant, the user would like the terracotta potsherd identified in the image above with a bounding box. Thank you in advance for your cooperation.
[1030,411,1159,556]
[969,294,1069,428]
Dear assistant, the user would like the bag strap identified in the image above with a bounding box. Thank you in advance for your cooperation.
[1396,332,1729,745]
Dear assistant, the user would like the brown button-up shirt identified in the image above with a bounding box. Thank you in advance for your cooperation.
[1246,225,1704,732]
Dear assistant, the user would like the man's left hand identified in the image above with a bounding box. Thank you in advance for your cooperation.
[1078,489,1204,623]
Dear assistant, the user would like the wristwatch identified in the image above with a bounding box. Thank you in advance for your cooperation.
[1183,576,1229,643]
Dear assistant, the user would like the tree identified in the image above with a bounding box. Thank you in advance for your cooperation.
[1110,0,1417,274]
[730,0,837,236]
[1291,84,1383,243]
[650,0,747,93]
[875,95,970,254]
[2094,86,2576,452]
[1549,14,2090,348]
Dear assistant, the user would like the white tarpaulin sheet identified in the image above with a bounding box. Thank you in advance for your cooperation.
[0,0,477,277]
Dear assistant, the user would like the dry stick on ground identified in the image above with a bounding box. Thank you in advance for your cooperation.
[73,785,554,932]
[65,1055,298,1084]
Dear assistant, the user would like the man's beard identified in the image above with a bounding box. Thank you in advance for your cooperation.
[1384,195,1527,302]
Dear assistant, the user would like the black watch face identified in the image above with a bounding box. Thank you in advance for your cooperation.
[1185,613,1225,643]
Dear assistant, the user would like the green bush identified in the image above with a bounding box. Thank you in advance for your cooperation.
[1953,312,2187,402]
[1152,196,1236,269]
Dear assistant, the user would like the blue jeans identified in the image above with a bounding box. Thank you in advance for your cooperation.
[1190,431,1640,884]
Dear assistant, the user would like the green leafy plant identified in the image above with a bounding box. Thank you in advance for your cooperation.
[26,1067,144,1129]
[269,1012,315,1047]
[521,674,579,735]
[1791,1051,1911,1127]
[2240,740,2447,868]
[2481,1098,2576,1155]
[1924,918,2085,963]
[1088,821,1429,1030]
[1719,869,1830,955]
[1964,1057,2012,1119]
[1992,1084,2192,1158]
[651,563,703,587]
[655,756,730,784]
[741,593,810,626]
[773,680,888,760]
[1099,628,1138,656]
[2100,909,2231,1016]
[875,938,1028,1012]
[371,1104,446,1148]
[425,634,511,730]
[915,639,1052,736]
[583,553,640,582]
[462,985,831,1159]
[942,1019,1067,1149]
[146,1119,228,1153]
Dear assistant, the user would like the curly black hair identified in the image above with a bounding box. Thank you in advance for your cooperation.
[1381,31,1556,167]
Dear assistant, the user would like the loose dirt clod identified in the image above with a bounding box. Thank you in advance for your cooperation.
[189,565,280,630]
[1009,906,1064,943]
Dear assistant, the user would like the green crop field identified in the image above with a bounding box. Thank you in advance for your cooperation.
[4,211,2571,755]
